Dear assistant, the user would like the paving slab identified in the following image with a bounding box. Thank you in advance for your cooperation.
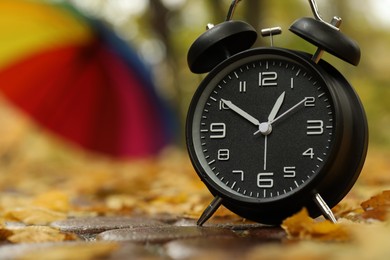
[173,217,269,230]
[108,243,164,260]
[165,236,259,259]
[0,216,287,259]
[243,226,286,241]
[164,227,285,259]
[97,225,237,244]
[51,216,166,235]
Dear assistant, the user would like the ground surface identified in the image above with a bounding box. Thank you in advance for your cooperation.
[1,100,390,259]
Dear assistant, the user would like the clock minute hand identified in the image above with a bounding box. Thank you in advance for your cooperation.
[269,97,308,125]
[221,99,260,126]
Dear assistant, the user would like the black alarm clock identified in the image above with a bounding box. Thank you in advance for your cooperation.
[186,0,368,226]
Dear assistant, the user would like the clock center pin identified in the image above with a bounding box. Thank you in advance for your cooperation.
[259,122,272,136]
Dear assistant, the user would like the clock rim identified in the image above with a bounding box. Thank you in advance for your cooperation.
[186,47,367,224]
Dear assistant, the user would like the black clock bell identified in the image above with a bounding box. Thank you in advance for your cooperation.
[186,0,368,226]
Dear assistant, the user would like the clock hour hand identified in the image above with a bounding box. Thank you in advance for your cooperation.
[221,99,260,126]
[268,91,286,122]
[253,92,285,136]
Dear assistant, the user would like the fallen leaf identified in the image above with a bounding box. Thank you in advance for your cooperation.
[360,190,390,221]
[0,226,13,242]
[8,226,76,243]
[282,208,351,242]
[32,191,70,212]
[4,207,67,225]
[361,190,390,210]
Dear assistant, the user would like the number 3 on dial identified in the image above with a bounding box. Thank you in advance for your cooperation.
[307,120,324,135]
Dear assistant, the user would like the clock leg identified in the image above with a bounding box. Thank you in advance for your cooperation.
[197,196,223,226]
[313,193,337,223]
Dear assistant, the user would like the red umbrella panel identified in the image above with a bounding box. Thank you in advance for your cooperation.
[0,1,176,158]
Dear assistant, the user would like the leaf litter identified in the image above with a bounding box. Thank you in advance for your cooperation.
[1,99,390,258]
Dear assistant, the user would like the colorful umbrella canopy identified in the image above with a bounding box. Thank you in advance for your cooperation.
[0,0,176,158]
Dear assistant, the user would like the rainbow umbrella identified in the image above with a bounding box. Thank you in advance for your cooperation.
[0,0,176,158]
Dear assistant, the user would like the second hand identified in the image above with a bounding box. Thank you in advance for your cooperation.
[264,135,268,171]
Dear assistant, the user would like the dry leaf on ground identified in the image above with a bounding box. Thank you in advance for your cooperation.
[360,190,390,221]
[8,226,77,243]
[282,208,351,242]
[3,207,67,225]
[32,191,71,212]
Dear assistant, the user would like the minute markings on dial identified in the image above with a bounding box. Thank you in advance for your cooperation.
[197,58,335,199]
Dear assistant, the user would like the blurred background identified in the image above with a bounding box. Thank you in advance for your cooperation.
[67,0,390,149]
[0,0,389,205]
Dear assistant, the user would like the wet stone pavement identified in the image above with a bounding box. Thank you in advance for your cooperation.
[0,216,286,259]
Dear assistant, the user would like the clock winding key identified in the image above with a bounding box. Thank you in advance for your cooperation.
[261,27,282,47]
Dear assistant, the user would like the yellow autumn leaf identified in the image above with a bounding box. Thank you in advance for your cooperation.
[361,190,390,210]
[8,226,76,243]
[282,208,351,242]
[360,190,390,221]
[4,207,67,225]
[0,227,13,241]
[32,190,71,212]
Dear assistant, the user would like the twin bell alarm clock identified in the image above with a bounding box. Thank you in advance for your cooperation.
[186,0,368,226]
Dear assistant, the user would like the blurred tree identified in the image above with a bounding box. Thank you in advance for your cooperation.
[244,0,265,38]
[144,1,183,135]
[206,0,266,44]
[143,0,269,142]
[72,0,390,148]
[207,0,225,21]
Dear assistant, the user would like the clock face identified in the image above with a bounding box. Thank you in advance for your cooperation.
[187,49,339,204]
